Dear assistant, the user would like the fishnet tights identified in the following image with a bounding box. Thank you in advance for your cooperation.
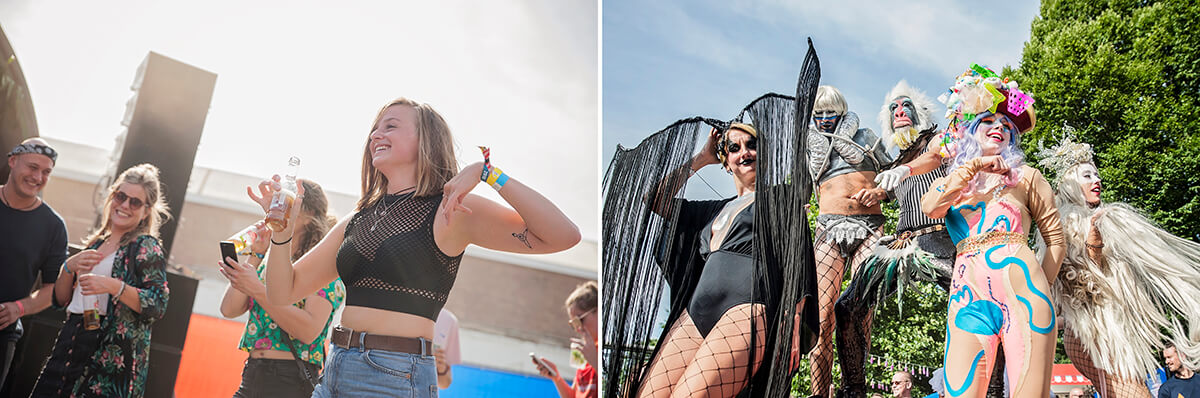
[810,225,880,397]
[1063,329,1152,398]
[638,304,767,398]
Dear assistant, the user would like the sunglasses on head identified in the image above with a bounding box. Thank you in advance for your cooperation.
[113,190,147,208]
[567,308,595,329]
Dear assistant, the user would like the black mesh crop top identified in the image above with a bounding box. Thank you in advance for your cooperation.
[336,192,463,321]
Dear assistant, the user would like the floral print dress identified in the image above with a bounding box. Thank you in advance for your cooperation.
[44,234,170,398]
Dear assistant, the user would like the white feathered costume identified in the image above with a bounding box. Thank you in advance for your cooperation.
[1039,135,1200,380]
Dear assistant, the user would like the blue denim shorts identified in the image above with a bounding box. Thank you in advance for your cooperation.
[312,344,438,398]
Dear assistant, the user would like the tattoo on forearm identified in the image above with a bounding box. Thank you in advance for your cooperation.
[513,228,532,249]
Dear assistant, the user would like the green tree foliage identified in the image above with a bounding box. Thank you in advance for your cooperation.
[1008,0,1200,240]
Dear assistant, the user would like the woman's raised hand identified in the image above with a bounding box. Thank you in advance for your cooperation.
[693,127,722,169]
[977,155,1010,175]
[66,249,103,275]
[441,162,483,224]
[246,175,280,213]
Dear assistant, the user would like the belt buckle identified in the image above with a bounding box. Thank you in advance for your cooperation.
[335,326,354,348]
[888,231,912,250]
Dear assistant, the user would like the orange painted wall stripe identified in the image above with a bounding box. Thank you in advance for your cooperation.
[175,314,247,397]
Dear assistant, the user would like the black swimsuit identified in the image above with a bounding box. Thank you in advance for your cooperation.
[686,197,771,337]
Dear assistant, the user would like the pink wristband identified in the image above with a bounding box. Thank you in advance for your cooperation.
[15,300,24,317]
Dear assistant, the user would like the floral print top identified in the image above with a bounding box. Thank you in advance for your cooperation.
[50,235,170,398]
[237,262,345,367]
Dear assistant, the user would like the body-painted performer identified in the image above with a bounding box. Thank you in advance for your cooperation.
[921,66,1065,398]
[832,81,955,397]
[1036,133,1200,397]
[807,85,894,398]
[603,41,823,398]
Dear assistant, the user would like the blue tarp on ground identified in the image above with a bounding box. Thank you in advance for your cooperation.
[440,364,561,397]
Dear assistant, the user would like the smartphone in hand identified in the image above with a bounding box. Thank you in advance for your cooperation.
[530,352,557,378]
[219,241,239,268]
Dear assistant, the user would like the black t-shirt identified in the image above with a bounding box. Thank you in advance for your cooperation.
[1160,374,1200,398]
[1,199,69,303]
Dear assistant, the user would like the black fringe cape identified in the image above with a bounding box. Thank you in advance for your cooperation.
[601,39,823,398]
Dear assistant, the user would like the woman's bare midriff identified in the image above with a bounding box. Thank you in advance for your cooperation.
[249,349,294,359]
[340,305,436,340]
[818,172,883,215]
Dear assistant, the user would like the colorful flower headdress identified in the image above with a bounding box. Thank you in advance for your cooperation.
[938,64,1036,134]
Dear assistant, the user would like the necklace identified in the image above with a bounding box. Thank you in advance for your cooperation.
[0,185,40,211]
[370,186,416,232]
[983,174,1008,201]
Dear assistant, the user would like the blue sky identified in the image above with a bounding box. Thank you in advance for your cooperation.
[603,0,1041,199]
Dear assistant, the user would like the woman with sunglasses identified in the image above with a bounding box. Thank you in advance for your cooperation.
[922,68,1064,398]
[634,122,776,398]
[31,164,171,398]
[244,98,580,398]
[533,281,599,398]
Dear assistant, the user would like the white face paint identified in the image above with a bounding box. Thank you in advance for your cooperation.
[1076,163,1102,206]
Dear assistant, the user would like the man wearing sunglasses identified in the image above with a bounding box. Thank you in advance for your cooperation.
[0,138,70,388]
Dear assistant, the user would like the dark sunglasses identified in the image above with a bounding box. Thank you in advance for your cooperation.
[725,138,757,155]
[113,190,148,208]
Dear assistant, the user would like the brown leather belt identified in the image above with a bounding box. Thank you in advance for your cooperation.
[331,326,434,355]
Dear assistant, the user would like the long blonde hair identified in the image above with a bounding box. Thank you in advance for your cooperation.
[85,163,171,246]
[1052,162,1109,304]
[356,98,458,211]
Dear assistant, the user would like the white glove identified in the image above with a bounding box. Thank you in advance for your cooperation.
[875,165,911,191]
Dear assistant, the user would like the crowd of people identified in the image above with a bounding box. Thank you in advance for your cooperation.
[2,97,585,398]
[602,42,1200,398]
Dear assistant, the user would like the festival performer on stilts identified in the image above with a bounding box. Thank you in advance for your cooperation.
[602,40,824,398]
[831,80,951,397]
[806,84,895,398]
[1036,131,1200,398]
[833,81,1010,398]
[921,65,1064,398]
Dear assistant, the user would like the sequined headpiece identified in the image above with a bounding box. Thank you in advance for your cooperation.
[1036,126,1094,182]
